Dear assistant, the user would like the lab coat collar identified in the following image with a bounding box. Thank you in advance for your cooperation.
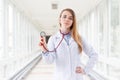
[55,31,75,45]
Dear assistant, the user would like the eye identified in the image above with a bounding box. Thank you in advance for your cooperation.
[62,15,73,20]
[68,17,73,20]
[63,15,67,18]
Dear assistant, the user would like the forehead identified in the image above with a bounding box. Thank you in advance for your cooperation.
[61,11,73,17]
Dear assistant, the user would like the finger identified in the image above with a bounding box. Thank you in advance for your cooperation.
[75,67,83,73]
[77,68,82,72]
[76,69,85,74]
[40,37,46,43]
[41,38,43,42]
[76,67,81,71]
[39,40,44,46]
[39,42,43,46]
[76,67,81,69]
[76,70,82,73]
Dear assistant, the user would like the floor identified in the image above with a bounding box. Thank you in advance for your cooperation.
[24,59,91,80]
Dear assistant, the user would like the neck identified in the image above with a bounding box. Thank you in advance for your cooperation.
[59,29,70,36]
[60,28,70,34]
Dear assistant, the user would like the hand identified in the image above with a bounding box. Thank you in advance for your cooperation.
[75,66,85,74]
[39,36,48,52]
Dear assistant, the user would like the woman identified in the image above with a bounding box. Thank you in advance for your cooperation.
[39,8,98,80]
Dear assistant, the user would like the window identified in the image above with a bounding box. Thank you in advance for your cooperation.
[8,4,14,56]
[109,0,120,58]
[0,0,4,58]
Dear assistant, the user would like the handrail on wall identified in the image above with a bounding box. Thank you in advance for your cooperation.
[9,54,42,80]
[9,54,112,80]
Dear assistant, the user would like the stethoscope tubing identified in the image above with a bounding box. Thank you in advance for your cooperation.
[40,30,70,52]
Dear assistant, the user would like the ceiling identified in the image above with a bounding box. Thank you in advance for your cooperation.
[11,0,102,34]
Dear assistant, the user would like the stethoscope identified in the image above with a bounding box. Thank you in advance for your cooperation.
[40,30,70,52]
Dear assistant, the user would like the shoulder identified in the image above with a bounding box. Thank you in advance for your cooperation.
[80,35,90,46]
[48,31,59,41]
[80,35,86,43]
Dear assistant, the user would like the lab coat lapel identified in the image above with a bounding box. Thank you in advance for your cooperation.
[69,37,74,45]
[56,31,75,46]
[56,31,62,40]
[56,31,68,46]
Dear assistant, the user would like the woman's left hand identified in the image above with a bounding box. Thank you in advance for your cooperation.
[75,66,85,74]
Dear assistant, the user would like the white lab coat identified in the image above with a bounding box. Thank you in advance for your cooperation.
[42,31,98,80]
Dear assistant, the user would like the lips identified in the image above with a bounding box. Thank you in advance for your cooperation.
[64,23,69,25]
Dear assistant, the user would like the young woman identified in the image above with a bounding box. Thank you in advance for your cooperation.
[39,8,98,80]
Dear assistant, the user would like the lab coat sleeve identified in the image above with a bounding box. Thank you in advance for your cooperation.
[81,37,98,75]
[42,36,56,64]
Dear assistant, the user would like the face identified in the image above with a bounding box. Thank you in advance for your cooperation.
[59,11,73,30]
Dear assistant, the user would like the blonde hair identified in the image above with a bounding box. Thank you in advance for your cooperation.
[59,8,83,53]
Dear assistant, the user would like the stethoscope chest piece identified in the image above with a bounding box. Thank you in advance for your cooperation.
[40,31,46,37]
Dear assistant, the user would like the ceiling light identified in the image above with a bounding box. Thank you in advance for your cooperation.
[51,1,58,9]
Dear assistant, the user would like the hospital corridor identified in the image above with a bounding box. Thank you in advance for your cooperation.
[0,0,120,80]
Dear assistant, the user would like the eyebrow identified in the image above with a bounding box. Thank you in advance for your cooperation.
[63,15,73,17]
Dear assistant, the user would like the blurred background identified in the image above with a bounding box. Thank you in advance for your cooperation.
[0,0,120,80]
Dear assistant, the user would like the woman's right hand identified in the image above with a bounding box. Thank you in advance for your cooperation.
[39,36,48,52]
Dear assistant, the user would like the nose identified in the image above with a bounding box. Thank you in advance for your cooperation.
[64,17,70,22]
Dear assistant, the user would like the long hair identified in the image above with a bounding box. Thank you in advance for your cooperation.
[59,8,83,53]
